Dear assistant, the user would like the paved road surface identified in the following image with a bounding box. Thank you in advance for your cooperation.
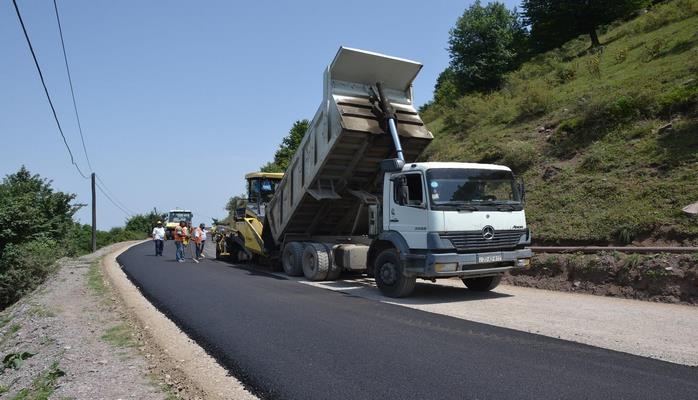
[118,242,698,400]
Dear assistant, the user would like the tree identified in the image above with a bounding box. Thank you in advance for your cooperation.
[225,194,247,213]
[448,1,527,93]
[522,0,650,51]
[260,119,309,172]
[433,68,461,107]
[0,166,82,253]
[0,166,82,309]
[124,209,166,236]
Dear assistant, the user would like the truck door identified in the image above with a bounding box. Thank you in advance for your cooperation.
[389,173,428,249]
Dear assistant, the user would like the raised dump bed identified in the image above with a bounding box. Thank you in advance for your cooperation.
[263,47,433,249]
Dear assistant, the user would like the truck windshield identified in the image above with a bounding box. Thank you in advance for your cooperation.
[426,168,521,211]
[168,212,192,222]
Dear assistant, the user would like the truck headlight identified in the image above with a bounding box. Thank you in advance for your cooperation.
[516,259,531,268]
[434,262,458,272]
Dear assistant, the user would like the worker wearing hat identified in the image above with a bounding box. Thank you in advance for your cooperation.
[152,220,166,256]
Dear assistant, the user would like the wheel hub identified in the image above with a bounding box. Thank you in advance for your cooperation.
[379,262,398,285]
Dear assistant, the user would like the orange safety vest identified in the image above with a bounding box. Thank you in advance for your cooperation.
[174,225,185,242]
[193,227,203,244]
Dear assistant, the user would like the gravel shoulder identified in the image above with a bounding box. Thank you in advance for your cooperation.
[0,241,256,399]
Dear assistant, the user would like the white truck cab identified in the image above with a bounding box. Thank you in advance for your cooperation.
[382,161,530,273]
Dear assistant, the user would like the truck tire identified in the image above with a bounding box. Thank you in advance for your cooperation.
[374,248,416,298]
[302,243,329,281]
[462,275,502,291]
[282,242,304,276]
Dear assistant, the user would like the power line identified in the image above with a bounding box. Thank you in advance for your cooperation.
[95,180,133,218]
[12,0,89,179]
[96,175,135,216]
[53,0,93,172]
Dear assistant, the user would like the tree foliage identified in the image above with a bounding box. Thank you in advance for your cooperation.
[448,1,527,94]
[0,167,83,309]
[522,0,650,51]
[124,210,166,236]
[0,166,82,254]
[260,119,309,172]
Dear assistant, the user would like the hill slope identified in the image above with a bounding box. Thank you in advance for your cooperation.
[422,0,698,245]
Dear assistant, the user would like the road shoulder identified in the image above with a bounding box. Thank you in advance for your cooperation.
[104,241,258,400]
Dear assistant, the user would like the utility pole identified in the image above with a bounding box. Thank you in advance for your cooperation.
[91,173,96,252]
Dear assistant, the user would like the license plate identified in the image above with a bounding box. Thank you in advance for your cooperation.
[478,254,502,263]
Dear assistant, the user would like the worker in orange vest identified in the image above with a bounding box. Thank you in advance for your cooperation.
[174,221,188,262]
[193,224,204,260]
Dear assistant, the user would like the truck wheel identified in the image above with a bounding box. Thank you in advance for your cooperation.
[374,249,416,298]
[302,243,329,281]
[318,244,342,281]
[462,275,502,291]
[282,242,304,276]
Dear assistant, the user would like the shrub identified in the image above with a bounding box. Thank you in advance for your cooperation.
[517,84,553,119]
[642,38,668,62]
[555,62,578,83]
[585,55,601,78]
[0,238,61,309]
[500,140,537,173]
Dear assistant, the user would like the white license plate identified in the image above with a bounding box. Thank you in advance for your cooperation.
[478,254,503,263]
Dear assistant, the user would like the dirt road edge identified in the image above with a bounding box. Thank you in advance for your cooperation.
[103,241,258,400]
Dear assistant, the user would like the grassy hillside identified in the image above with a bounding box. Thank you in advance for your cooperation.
[421,0,698,245]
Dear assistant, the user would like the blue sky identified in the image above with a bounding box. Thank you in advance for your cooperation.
[1,0,521,230]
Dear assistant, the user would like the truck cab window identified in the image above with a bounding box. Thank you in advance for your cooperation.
[393,174,424,207]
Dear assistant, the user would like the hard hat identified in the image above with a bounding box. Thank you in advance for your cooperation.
[199,223,205,228]
[157,220,162,224]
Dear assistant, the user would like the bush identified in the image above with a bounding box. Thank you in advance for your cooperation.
[517,84,553,118]
[0,238,61,309]
[500,140,537,173]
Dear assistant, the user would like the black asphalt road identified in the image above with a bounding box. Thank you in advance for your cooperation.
[118,242,698,400]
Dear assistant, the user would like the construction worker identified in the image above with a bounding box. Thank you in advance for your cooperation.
[152,220,165,256]
[198,223,207,259]
[174,221,188,262]
[193,223,204,260]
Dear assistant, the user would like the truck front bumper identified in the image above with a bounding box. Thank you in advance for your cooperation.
[403,248,533,278]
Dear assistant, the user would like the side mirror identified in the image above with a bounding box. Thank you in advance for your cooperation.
[380,158,405,173]
[516,177,526,202]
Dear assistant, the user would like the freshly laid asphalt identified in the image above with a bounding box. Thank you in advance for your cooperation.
[118,242,698,400]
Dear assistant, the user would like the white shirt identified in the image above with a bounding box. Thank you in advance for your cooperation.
[201,228,207,241]
[152,226,165,240]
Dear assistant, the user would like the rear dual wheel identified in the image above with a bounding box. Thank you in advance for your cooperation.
[282,242,304,276]
[302,243,330,281]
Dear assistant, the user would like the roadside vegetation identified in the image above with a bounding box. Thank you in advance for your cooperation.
[0,167,165,310]
[421,0,698,245]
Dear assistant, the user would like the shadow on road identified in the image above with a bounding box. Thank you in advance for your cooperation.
[211,257,513,304]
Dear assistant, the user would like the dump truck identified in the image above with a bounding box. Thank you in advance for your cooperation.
[244,47,533,297]
[164,209,193,240]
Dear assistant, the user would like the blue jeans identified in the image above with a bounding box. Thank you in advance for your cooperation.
[154,239,164,256]
[175,241,184,261]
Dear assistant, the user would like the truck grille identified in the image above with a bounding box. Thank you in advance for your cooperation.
[440,230,524,252]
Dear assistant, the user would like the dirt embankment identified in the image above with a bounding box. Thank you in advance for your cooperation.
[504,252,698,305]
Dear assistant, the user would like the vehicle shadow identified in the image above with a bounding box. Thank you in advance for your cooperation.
[212,258,513,304]
[318,278,513,305]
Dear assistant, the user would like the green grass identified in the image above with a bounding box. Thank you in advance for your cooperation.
[425,0,698,244]
[101,323,135,348]
[8,361,64,400]
[28,305,56,318]
[1,323,21,347]
[86,260,106,297]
